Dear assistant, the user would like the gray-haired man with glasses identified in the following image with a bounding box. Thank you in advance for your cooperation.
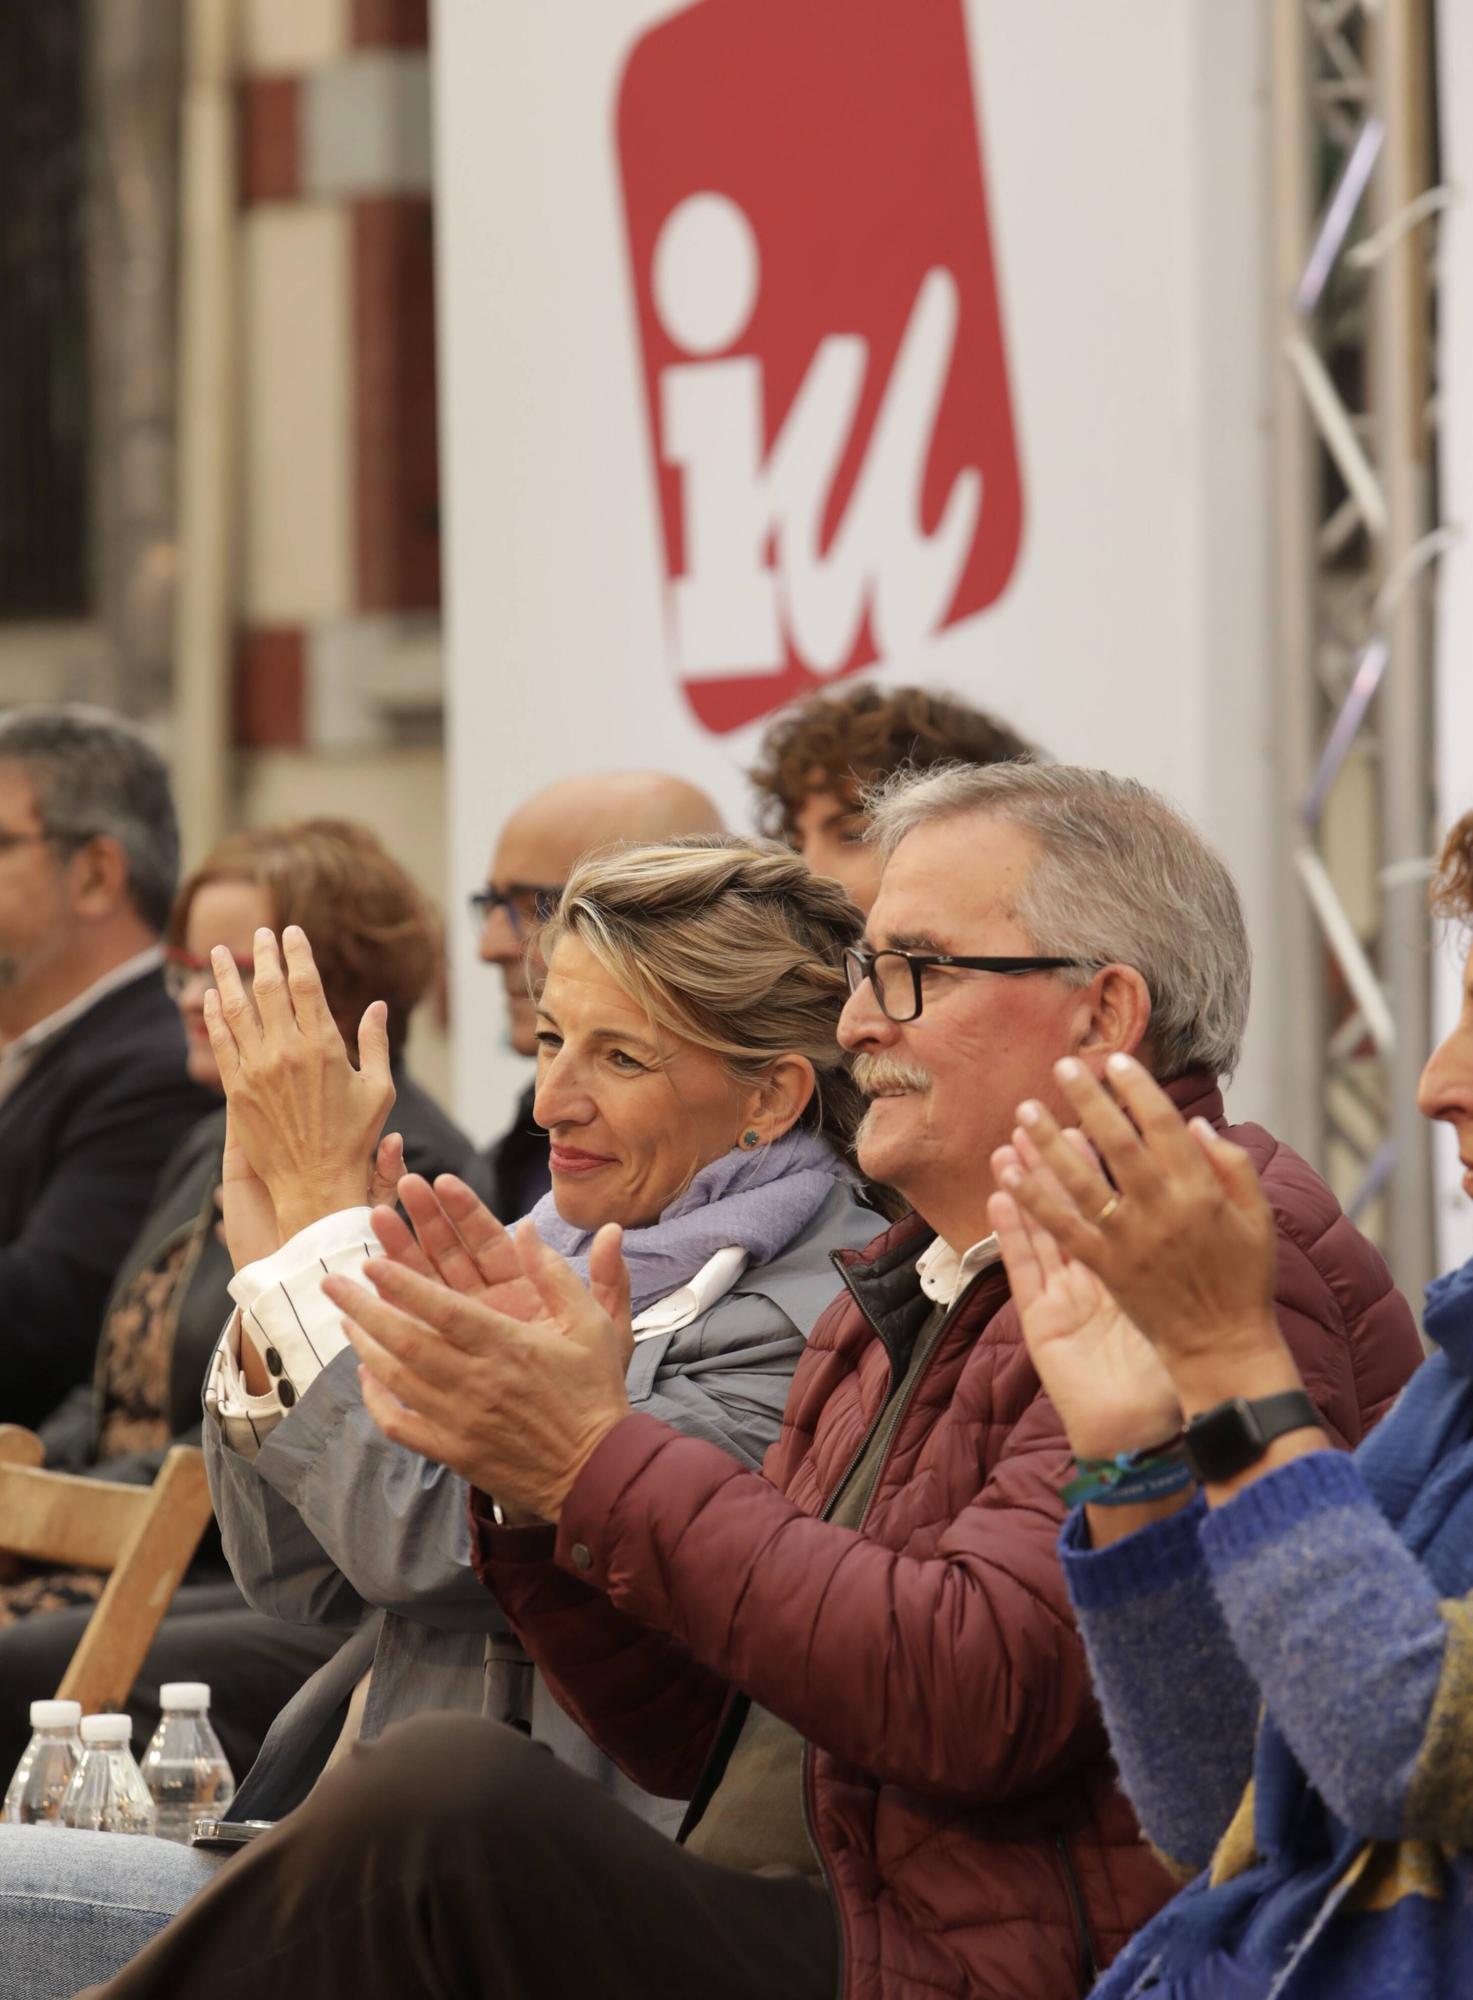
[833,757,1417,1409]
[66,767,1425,2000]
[0,706,214,1425]
[463,770,723,1219]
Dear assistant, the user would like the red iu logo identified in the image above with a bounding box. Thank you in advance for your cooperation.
[617,0,1024,736]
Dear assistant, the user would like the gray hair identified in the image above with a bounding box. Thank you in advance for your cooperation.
[0,705,180,933]
[866,762,1251,1080]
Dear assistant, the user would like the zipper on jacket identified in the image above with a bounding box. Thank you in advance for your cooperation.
[820,1253,1103,1989]
[802,1722,847,2000]
[674,1689,752,1844]
[839,1269,1103,1988]
[676,1248,924,1848]
[1056,1832,1099,1992]
[813,1242,988,1515]
[798,1255,992,1999]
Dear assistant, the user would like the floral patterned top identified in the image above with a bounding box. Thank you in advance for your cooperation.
[0,1228,202,1626]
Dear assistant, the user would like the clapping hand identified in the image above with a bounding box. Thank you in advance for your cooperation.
[323,1218,635,1521]
[999,1054,1298,1438]
[989,1129,1181,1462]
[205,926,396,1256]
[366,1171,634,1358]
[220,1122,406,1273]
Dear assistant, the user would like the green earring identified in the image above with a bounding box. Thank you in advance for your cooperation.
[740,1129,760,1149]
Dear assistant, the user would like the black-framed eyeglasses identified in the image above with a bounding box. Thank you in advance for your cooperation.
[467,881,563,940]
[842,944,1092,1023]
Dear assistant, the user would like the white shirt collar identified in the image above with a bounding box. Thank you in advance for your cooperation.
[0,946,163,1073]
[915,1231,1003,1307]
[631,1246,751,1340]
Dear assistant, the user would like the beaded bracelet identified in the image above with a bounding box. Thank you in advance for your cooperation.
[1061,1447,1196,1509]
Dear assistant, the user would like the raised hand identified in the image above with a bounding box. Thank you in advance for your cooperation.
[1004,1054,1280,1379]
[204,926,396,1243]
[323,1217,634,1519]
[218,1103,281,1270]
[989,1133,1180,1461]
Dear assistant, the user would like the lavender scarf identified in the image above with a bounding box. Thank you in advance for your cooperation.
[526,1129,846,1315]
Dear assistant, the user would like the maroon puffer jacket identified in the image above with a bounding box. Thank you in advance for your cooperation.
[474,1075,1421,1999]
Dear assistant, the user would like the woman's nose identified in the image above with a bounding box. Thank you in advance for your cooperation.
[533,1052,592,1129]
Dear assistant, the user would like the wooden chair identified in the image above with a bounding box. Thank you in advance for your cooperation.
[0,1424,214,1714]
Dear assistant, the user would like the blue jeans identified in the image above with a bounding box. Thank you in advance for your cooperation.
[0,1824,223,1998]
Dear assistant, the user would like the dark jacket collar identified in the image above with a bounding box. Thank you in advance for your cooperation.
[1166,1068,1225,1125]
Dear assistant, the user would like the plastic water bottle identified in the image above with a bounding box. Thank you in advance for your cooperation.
[140,1682,235,1844]
[60,1714,156,1834]
[3,1700,84,1825]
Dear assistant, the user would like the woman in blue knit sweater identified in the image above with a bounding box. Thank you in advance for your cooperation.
[987,814,1473,2000]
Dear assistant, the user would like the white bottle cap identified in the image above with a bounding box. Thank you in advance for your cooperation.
[158,1683,210,1712]
[80,1714,132,1746]
[29,1700,82,1729]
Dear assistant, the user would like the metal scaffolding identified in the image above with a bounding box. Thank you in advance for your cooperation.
[1271,0,1448,1305]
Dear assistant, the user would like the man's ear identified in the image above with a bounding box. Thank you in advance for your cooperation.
[744,1054,817,1143]
[67,834,132,922]
[1072,964,1152,1068]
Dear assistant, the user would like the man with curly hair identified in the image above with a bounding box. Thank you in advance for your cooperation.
[750,682,1035,913]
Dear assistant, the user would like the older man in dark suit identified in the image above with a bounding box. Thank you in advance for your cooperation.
[0,705,214,1426]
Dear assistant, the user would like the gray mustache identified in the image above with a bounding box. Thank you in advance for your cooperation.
[854,1054,932,1096]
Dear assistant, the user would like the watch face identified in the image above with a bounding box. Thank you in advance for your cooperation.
[1184,1398,1261,1484]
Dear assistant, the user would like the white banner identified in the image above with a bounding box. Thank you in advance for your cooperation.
[433,0,1278,1141]
[1433,0,1473,1272]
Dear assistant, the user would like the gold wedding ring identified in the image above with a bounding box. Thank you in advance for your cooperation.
[1095,1193,1123,1227]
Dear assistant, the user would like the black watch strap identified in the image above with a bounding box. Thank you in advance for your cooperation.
[1180,1389,1320,1486]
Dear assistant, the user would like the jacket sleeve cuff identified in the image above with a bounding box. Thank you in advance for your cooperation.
[554,1411,679,1582]
[226,1208,376,1405]
[228,1206,375,1309]
[1060,1491,1210,1613]
[467,1484,557,1565]
[1199,1446,1365,1570]
[203,1310,285,1458]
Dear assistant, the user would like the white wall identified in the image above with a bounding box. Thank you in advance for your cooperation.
[432,0,1275,1145]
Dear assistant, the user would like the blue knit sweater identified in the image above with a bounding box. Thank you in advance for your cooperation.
[1062,1258,1473,2000]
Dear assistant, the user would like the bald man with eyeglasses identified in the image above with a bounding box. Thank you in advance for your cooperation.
[463,772,723,1221]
